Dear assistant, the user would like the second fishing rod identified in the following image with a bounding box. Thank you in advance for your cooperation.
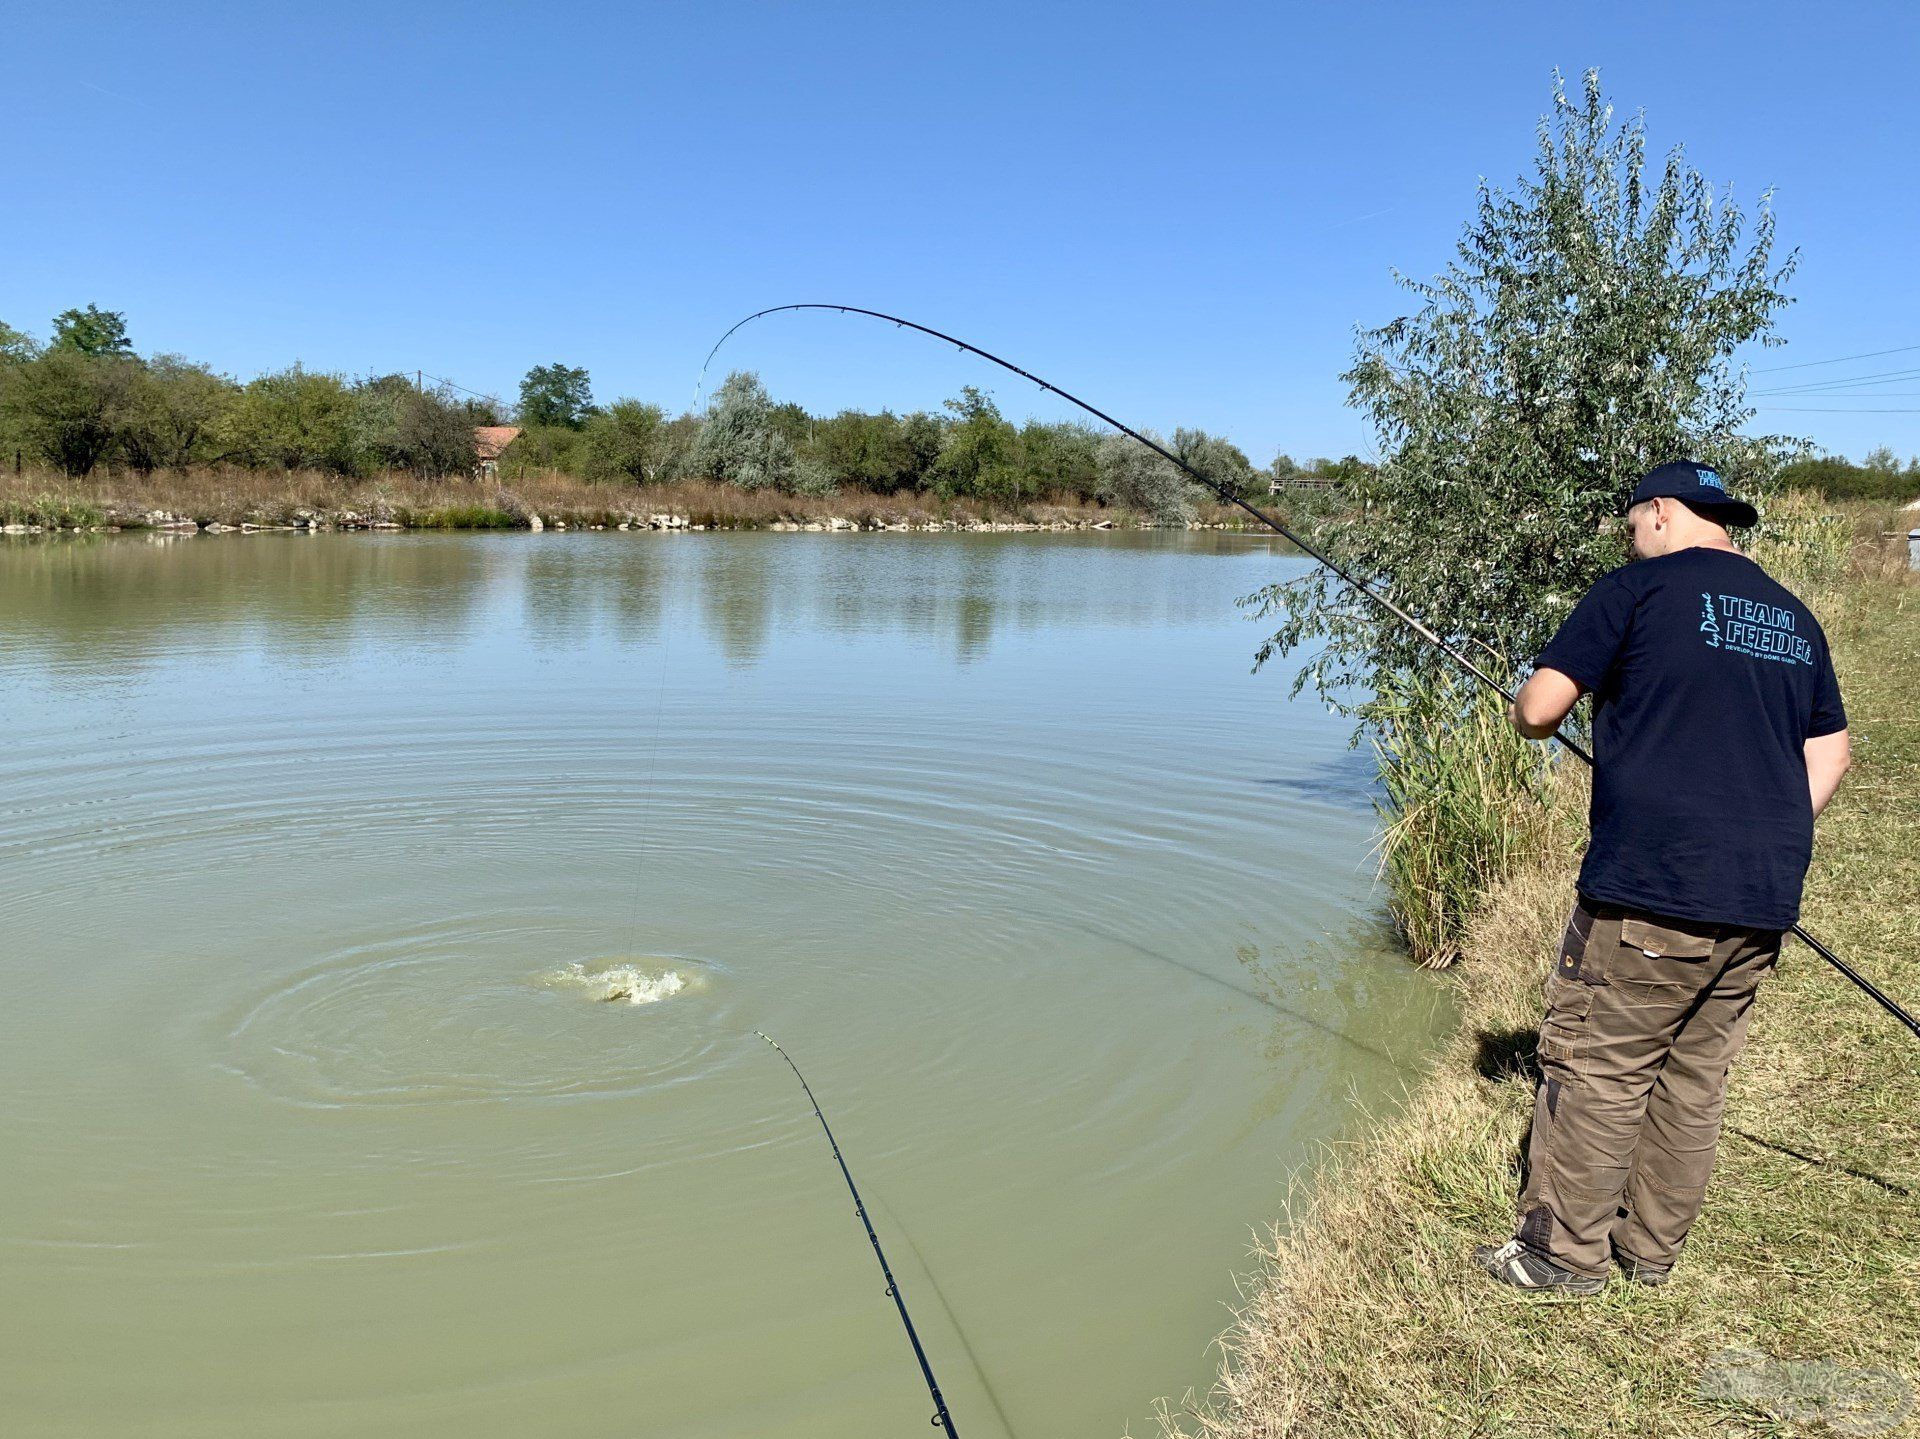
[705,303,1920,1044]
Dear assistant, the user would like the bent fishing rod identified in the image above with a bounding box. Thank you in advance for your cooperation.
[756,1032,961,1437]
[709,305,1920,1044]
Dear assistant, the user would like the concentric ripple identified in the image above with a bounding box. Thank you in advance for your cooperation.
[214,925,731,1108]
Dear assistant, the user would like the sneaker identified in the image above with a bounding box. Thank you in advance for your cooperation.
[1612,1249,1672,1287]
[1471,1238,1605,1296]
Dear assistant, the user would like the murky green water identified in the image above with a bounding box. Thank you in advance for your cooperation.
[0,531,1451,1438]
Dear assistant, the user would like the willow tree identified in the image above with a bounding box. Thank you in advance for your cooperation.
[1249,70,1800,962]
[1252,69,1799,708]
[692,371,798,490]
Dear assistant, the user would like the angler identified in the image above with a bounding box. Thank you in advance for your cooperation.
[1475,462,1852,1295]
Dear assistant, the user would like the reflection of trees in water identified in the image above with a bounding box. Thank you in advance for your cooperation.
[0,533,492,674]
[954,594,996,663]
[521,545,603,649]
[0,529,1303,676]
[675,531,1298,667]
[521,538,669,648]
[694,536,775,665]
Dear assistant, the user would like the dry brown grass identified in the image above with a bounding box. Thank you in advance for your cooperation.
[0,465,1260,533]
[1157,531,1920,1439]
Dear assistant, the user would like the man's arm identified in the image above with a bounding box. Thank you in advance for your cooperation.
[1805,729,1851,816]
[1509,667,1585,740]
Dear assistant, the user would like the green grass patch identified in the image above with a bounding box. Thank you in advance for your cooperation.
[395,503,520,530]
[0,493,107,528]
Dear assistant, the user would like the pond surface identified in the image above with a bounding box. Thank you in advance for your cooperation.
[0,530,1451,1438]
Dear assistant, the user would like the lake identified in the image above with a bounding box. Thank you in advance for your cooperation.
[0,530,1451,1438]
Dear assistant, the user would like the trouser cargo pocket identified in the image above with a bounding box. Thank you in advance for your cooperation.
[1607,914,1719,1002]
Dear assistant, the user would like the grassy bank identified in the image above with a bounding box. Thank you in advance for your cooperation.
[1160,521,1920,1437]
[0,466,1274,535]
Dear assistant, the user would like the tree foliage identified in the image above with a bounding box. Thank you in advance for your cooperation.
[1173,427,1258,502]
[0,319,40,364]
[353,375,478,477]
[810,408,943,493]
[933,387,1027,500]
[691,371,800,491]
[1018,420,1102,500]
[1777,449,1920,502]
[0,349,135,475]
[1250,70,1800,713]
[221,366,363,472]
[518,363,594,428]
[1096,429,1199,521]
[580,399,668,484]
[117,356,234,472]
[51,304,134,357]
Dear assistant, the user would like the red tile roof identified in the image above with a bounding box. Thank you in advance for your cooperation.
[474,425,521,460]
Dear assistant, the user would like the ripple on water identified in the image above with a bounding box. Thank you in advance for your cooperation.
[213,925,731,1109]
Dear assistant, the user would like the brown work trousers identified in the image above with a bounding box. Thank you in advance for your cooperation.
[1514,898,1782,1278]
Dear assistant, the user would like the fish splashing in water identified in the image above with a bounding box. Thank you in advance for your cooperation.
[548,962,687,1006]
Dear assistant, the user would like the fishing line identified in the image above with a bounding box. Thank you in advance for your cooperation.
[755,1032,961,1437]
[618,558,675,971]
[703,304,1920,1043]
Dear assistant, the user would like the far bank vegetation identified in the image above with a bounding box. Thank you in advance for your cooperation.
[0,308,1381,531]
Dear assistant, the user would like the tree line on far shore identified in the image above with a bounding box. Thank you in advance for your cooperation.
[5,306,1912,514]
[0,307,1375,520]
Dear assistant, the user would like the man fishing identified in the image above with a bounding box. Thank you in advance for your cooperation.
[1473,460,1852,1295]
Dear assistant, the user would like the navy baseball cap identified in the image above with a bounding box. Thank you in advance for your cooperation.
[1628,459,1758,529]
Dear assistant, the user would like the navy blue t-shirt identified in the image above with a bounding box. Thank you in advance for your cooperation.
[1535,546,1846,930]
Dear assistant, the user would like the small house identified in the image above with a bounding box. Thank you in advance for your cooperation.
[473,426,521,481]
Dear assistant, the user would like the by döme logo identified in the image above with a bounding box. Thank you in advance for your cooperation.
[1696,467,1725,491]
[1699,592,1721,647]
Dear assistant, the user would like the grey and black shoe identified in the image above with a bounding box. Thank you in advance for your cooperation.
[1612,1249,1672,1288]
[1471,1238,1605,1296]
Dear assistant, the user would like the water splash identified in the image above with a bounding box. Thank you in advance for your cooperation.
[545,961,688,1006]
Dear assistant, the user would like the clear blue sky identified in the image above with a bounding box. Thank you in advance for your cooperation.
[6,1,1917,465]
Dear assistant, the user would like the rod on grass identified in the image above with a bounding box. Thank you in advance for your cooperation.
[756,1032,960,1437]
[710,306,1919,1043]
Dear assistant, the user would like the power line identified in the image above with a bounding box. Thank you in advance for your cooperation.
[1753,342,1920,374]
[1754,405,1920,414]
[417,370,500,401]
[1752,365,1920,397]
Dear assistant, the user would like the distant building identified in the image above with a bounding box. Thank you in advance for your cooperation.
[473,426,521,481]
[1268,473,1338,494]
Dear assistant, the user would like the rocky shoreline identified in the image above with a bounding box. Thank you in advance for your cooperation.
[1,504,1262,537]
